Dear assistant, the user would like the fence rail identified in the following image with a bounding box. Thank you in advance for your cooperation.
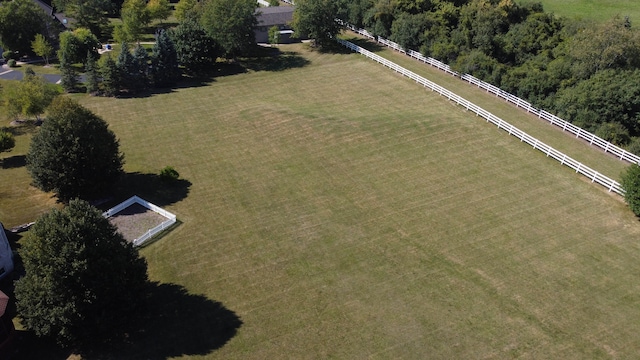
[103,196,177,247]
[341,22,640,165]
[337,39,625,196]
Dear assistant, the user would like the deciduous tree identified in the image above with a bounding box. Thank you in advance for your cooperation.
[15,199,149,347]
[31,34,54,65]
[148,0,171,23]
[200,0,257,58]
[174,0,198,22]
[292,0,342,48]
[26,97,124,201]
[116,0,151,42]
[171,19,219,73]
[2,72,59,120]
[0,0,48,54]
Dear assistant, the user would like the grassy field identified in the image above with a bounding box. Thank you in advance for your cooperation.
[342,35,629,181]
[3,43,640,358]
[530,0,640,22]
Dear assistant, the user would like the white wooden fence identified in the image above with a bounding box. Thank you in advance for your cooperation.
[340,22,640,165]
[337,39,625,195]
[103,195,177,247]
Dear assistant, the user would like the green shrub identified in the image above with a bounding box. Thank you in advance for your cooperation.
[160,166,179,181]
[595,122,630,146]
[7,59,16,67]
[621,164,640,216]
[627,137,640,156]
[2,50,15,61]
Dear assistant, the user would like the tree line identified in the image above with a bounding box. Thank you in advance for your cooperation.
[325,0,640,154]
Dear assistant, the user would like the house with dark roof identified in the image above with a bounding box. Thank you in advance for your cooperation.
[254,6,296,44]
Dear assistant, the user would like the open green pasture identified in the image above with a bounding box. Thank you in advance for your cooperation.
[340,34,629,181]
[529,0,640,22]
[3,44,640,358]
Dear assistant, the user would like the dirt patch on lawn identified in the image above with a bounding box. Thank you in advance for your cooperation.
[108,203,167,242]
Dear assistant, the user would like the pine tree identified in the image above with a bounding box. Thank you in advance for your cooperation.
[117,41,134,91]
[131,44,150,93]
[85,50,100,94]
[151,29,180,87]
[59,52,78,93]
[100,54,121,96]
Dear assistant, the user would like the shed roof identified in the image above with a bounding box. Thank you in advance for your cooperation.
[255,6,295,27]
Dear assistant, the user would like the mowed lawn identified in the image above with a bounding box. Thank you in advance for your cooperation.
[531,0,640,22]
[3,43,640,358]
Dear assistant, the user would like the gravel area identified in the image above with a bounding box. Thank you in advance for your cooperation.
[108,203,168,242]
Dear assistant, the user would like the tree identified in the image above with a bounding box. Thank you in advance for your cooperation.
[148,0,171,23]
[85,50,100,94]
[58,28,101,64]
[131,45,150,92]
[117,0,152,42]
[151,30,180,86]
[59,52,78,93]
[174,0,198,22]
[171,19,219,74]
[0,0,48,54]
[117,41,134,88]
[26,97,124,201]
[622,164,640,216]
[292,0,342,48]
[200,0,257,58]
[0,129,15,153]
[53,0,111,39]
[15,199,149,347]
[100,54,121,96]
[268,25,281,46]
[2,72,59,120]
[31,34,54,65]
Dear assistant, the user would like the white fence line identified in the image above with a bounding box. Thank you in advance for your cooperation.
[337,38,625,196]
[103,195,177,247]
[340,22,640,165]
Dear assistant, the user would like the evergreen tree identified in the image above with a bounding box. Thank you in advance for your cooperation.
[117,41,134,90]
[151,29,180,87]
[131,44,150,92]
[59,52,78,93]
[85,50,100,94]
[100,54,121,96]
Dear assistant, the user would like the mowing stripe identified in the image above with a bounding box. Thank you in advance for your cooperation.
[337,39,625,196]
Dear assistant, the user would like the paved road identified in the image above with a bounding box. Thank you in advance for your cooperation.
[0,66,75,84]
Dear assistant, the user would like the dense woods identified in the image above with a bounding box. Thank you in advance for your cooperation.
[333,0,640,152]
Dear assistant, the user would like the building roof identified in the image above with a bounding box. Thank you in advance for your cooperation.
[255,6,295,27]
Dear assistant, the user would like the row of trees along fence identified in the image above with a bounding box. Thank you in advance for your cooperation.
[336,38,625,196]
[339,21,640,166]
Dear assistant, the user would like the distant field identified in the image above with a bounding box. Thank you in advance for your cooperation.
[3,44,640,358]
[531,0,640,22]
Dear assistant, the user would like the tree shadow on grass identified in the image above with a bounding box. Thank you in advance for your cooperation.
[9,282,242,360]
[340,37,386,53]
[1,155,25,169]
[87,282,242,359]
[106,172,192,209]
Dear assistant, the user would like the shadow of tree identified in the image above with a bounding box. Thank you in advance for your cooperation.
[340,36,386,53]
[106,172,192,209]
[8,282,242,360]
[242,50,310,72]
[1,155,26,169]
